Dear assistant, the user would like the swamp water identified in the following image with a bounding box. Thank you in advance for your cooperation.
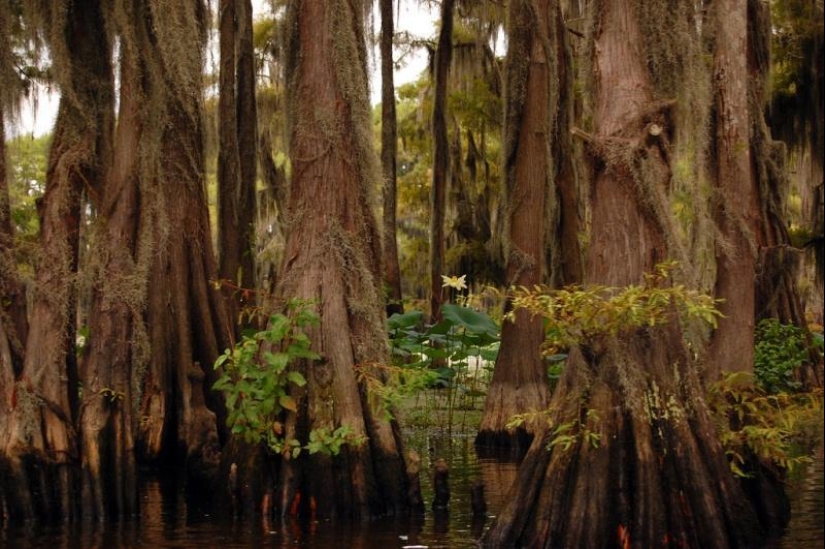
[1,432,822,548]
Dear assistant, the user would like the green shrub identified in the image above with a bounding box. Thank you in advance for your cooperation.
[213,300,363,457]
[754,318,812,393]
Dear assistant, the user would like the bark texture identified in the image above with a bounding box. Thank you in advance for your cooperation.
[706,0,760,378]
[218,0,258,331]
[429,0,455,322]
[0,0,113,521]
[241,0,408,519]
[380,0,403,316]
[482,1,764,546]
[476,0,562,451]
[136,0,230,491]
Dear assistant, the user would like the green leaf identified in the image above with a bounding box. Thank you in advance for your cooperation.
[388,310,424,330]
[279,395,298,412]
[441,303,499,338]
[287,371,307,386]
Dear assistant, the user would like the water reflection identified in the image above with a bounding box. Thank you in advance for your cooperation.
[779,443,824,548]
[1,434,821,548]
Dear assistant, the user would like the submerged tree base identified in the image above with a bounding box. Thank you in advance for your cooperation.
[483,332,769,548]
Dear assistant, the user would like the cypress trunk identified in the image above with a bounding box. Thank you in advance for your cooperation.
[0,0,113,521]
[482,1,764,545]
[223,0,409,519]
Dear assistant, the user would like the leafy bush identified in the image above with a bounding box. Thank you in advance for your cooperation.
[213,301,363,457]
[508,261,722,356]
[754,318,814,393]
[380,303,500,429]
[708,371,823,477]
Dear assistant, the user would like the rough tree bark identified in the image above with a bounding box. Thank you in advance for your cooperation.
[482,1,764,546]
[76,0,161,517]
[136,0,231,490]
[429,0,455,322]
[1,106,27,381]
[225,0,409,519]
[476,0,564,452]
[0,0,113,521]
[380,0,404,316]
[218,0,258,331]
[706,0,761,379]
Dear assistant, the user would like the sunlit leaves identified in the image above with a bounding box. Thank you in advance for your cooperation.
[708,371,823,476]
[507,261,723,355]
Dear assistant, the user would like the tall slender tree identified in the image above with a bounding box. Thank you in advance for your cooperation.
[218,0,258,330]
[705,0,760,378]
[380,0,404,316]
[429,0,455,321]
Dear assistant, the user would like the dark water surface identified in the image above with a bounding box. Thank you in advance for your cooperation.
[1,432,821,548]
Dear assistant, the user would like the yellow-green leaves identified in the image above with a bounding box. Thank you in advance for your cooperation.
[507,261,722,355]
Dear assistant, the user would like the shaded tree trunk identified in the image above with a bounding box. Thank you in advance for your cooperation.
[218,0,258,331]
[476,0,563,452]
[136,0,230,491]
[482,0,764,546]
[380,0,403,316]
[746,0,821,388]
[225,0,408,519]
[0,106,27,380]
[429,0,455,322]
[706,0,760,378]
[0,0,113,521]
[79,48,142,519]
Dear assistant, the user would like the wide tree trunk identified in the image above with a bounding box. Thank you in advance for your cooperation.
[77,6,156,515]
[218,0,257,331]
[225,0,408,519]
[476,0,563,452]
[380,0,403,316]
[0,0,113,521]
[136,0,230,490]
[429,0,455,322]
[482,1,764,546]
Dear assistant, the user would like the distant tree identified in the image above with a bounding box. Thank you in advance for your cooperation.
[218,0,258,330]
[380,0,404,316]
[429,0,455,321]
[0,5,27,385]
